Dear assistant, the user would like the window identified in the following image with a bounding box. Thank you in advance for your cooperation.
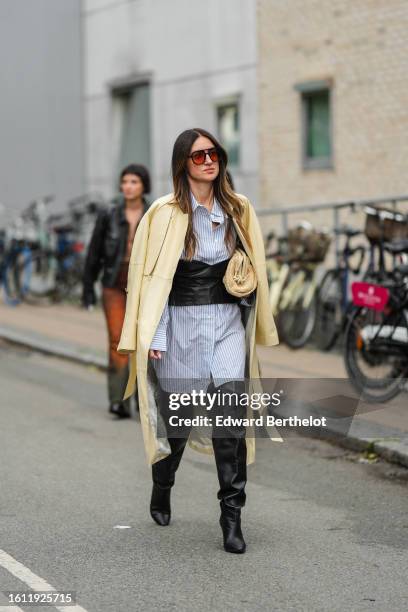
[295,80,333,169]
[111,81,151,183]
[217,101,240,167]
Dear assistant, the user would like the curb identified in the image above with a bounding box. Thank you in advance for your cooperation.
[0,326,107,370]
[1,326,408,469]
[305,415,408,469]
[273,400,408,469]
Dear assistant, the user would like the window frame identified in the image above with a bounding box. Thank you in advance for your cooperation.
[215,95,241,169]
[108,72,152,188]
[295,79,334,170]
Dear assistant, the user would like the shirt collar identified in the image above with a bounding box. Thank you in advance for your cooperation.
[190,191,225,224]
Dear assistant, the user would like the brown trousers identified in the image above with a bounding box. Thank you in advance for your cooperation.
[102,261,135,408]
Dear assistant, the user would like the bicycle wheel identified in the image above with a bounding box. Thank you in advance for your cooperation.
[344,306,407,402]
[14,249,58,305]
[2,247,32,306]
[278,274,317,349]
[3,259,21,305]
[314,269,343,351]
[54,253,84,303]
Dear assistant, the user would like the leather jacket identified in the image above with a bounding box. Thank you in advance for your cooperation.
[82,196,149,306]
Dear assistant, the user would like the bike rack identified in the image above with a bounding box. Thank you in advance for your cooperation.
[256,194,408,268]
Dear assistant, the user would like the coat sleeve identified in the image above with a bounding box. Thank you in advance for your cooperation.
[245,198,279,347]
[149,298,169,351]
[117,211,150,355]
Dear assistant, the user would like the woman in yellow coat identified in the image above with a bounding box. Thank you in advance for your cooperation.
[117,128,280,553]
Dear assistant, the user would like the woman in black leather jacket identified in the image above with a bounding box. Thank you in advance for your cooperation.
[82,164,150,418]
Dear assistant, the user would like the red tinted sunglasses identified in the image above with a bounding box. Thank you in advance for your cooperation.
[188,147,219,165]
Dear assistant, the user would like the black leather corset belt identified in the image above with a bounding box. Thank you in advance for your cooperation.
[168,258,240,306]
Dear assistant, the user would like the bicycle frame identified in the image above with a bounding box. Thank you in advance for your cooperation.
[266,258,290,315]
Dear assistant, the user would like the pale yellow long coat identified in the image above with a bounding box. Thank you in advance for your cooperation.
[117,193,282,466]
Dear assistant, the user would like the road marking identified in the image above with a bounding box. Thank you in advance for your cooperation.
[113,525,132,529]
[0,607,24,611]
[0,549,89,612]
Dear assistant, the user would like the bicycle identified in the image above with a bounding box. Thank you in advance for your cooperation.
[314,225,366,351]
[1,196,54,304]
[265,222,331,349]
[343,201,408,402]
[264,230,291,317]
[2,195,104,305]
[7,196,59,304]
[344,238,408,402]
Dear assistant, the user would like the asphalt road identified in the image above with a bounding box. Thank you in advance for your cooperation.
[1,341,407,612]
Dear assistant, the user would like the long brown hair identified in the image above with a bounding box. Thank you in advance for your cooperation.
[170,128,252,260]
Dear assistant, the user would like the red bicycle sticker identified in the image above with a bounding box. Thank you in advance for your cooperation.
[351,282,390,311]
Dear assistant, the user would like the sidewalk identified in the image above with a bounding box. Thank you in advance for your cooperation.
[1,301,408,468]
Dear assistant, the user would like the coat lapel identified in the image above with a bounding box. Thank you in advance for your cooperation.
[231,217,255,267]
[143,204,187,275]
[159,205,189,275]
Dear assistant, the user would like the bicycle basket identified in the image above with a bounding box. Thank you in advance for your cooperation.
[364,205,408,242]
[287,226,309,260]
[287,226,331,262]
[304,231,331,262]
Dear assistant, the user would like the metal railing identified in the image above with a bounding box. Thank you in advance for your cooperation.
[256,194,408,267]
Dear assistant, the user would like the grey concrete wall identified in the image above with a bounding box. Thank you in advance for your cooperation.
[0,0,83,224]
[83,0,259,204]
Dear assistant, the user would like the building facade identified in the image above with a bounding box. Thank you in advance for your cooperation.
[83,0,259,203]
[0,0,83,223]
[258,0,408,212]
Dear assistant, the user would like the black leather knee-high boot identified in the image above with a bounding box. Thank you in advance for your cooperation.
[150,436,190,526]
[150,386,192,526]
[211,380,247,553]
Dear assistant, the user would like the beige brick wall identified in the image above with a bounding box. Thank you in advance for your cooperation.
[258,0,408,221]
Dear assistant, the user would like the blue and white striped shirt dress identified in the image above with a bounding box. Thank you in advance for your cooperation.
[150,192,252,390]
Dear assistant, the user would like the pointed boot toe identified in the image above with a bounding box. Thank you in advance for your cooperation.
[220,509,246,554]
[150,509,171,526]
[150,484,171,526]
